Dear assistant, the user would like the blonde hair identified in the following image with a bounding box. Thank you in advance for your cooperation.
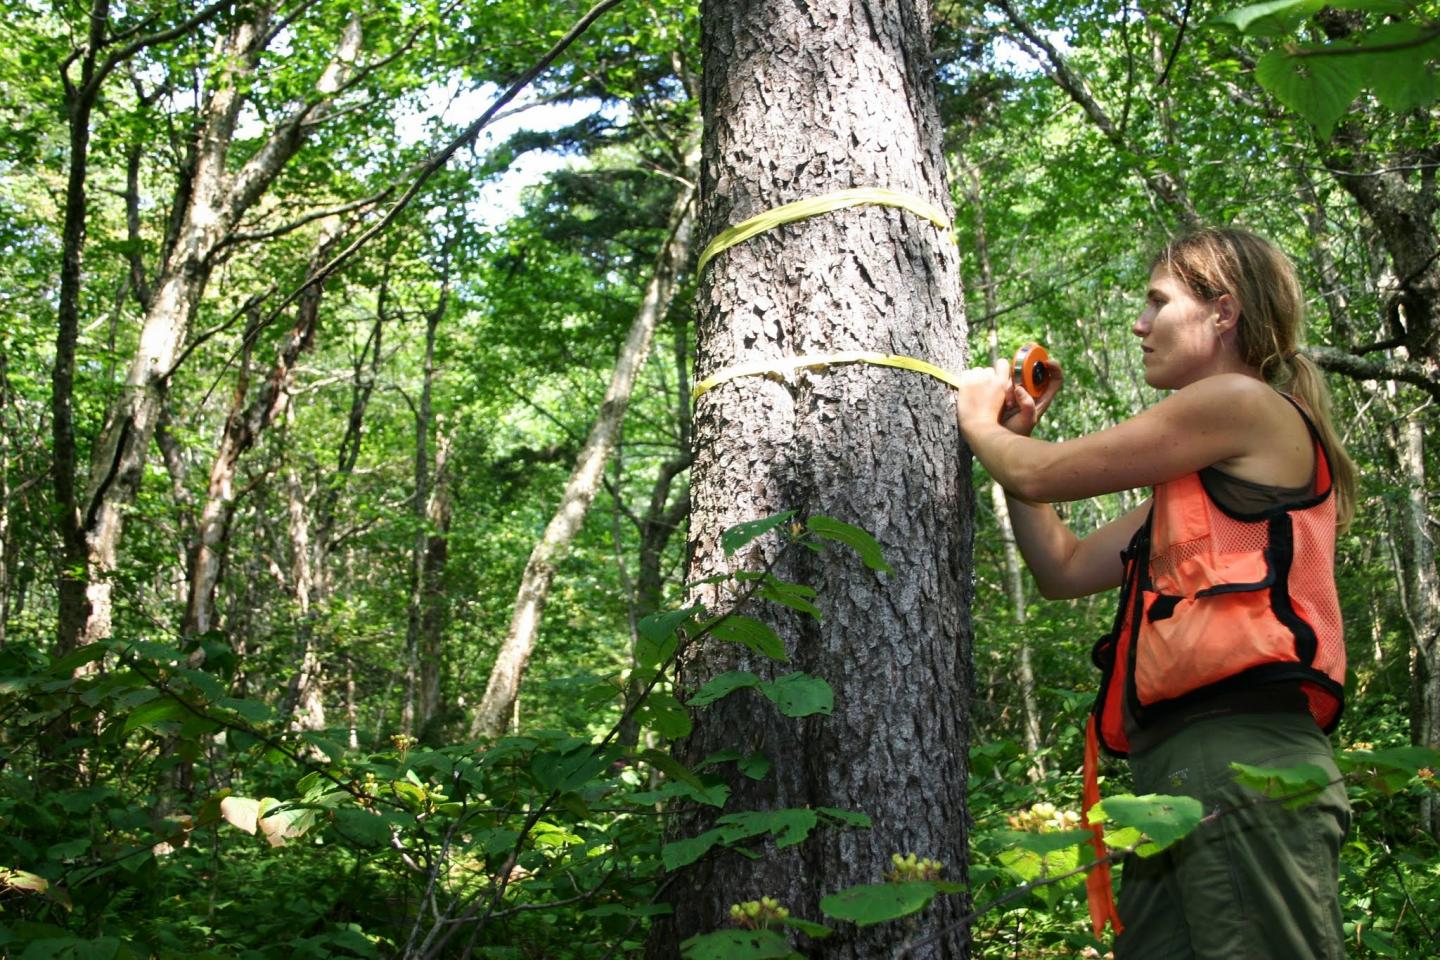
[1152,228,1357,530]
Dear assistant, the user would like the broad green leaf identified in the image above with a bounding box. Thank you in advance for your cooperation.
[707,615,788,661]
[779,916,832,938]
[1255,46,1367,137]
[817,807,873,829]
[805,516,891,573]
[721,510,796,555]
[1230,760,1335,807]
[49,645,107,676]
[636,691,694,738]
[1090,793,1204,855]
[123,698,187,733]
[662,827,727,870]
[739,751,771,780]
[757,577,823,619]
[638,748,704,787]
[1209,0,1323,36]
[819,881,938,926]
[680,929,799,960]
[531,745,608,792]
[216,697,272,724]
[333,808,402,847]
[761,673,834,717]
[637,605,700,668]
[1359,23,1440,113]
[718,808,818,848]
[687,671,762,707]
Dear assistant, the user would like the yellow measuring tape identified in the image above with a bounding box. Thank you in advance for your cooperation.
[692,351,961,402]
[692,188,958,404]
[695,187,953,276]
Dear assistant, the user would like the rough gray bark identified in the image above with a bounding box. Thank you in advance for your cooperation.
[653,2,972,956]
[470,182,697,740]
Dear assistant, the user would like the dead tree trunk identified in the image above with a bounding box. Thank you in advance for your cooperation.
[653,2,973,956]
[469,182,697,739]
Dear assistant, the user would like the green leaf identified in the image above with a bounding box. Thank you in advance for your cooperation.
[707,615,788,661]
[1090,793,1204,855]
[805,516,891,573]
[779,916,832,938]
[739,751,771,780]
[761,673,834,717]
[531,745,608,792]
[1209,0,1323,37]
[757,577,822,619]
[1255,45,1367,137]
[636,691,693,739]
[637,606,700,668]
[1230,760,1335,807]
[333,808,402,847]
[721,511,796,555]
[1359,23,1440,113]
[662,827,727,870]
[680,929,800,960]
[49,645,107,676]
[718,808,818,848]
[123,697,187,733]
[817,807,872,829]
[687,671,762,707]
[638,749,704,787]
[819,881,938,926]
[216,697,273,724]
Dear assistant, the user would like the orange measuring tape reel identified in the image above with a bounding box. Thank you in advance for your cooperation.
[1012,343,1050,400]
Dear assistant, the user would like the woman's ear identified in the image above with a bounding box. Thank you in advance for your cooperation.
[1213,293,1240,334]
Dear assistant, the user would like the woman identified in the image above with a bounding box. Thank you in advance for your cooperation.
[955,228,1355,959]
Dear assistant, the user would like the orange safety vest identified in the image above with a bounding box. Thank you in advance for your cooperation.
[1082,397,1346,937]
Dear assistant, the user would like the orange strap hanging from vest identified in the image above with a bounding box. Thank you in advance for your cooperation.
[1084,714,1124,939]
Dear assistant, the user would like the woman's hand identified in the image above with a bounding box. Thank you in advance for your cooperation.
[954,356,1063,440]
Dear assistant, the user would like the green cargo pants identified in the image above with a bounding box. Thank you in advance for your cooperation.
[1113,712,1350,960]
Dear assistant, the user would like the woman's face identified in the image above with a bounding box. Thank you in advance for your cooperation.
[1132,266,1230,390]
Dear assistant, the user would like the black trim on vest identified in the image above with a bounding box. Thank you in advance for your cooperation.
[1265,513,1320,666]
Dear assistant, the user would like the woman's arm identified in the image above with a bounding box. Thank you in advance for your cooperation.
[957,363,1280,504]
[1005,497,1149,599]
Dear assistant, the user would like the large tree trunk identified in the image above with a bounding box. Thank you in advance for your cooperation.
[469,181,697,739]
[653,3,972,956]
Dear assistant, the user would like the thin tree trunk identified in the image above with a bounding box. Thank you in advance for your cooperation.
[184,221,345,638]
[281,458,326,732]
[654,3,972,956]
[1393,410,1440,838]
[284,309,385,726]
[418,431,452,735]
[403,270,451,737]
[58,9,364,652]
[961,159,1044,774]
[469,180,698,739]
